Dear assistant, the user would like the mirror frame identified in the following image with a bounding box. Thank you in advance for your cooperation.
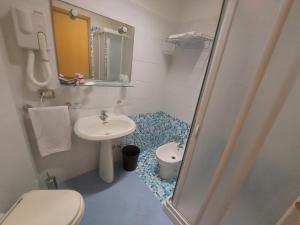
[49,0,135,85]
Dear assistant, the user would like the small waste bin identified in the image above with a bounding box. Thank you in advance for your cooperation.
[122,145,140,171]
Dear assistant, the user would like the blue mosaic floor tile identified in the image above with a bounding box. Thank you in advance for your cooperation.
[125,112,190,203]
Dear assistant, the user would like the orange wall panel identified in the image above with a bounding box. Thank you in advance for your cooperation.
[52,8,90,78]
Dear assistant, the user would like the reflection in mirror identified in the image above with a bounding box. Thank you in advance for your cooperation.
[50,0,134,84]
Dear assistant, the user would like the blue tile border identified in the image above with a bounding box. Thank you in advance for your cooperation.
[125,112,190,202]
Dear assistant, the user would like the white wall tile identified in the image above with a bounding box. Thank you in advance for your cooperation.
[0,52,39,212]
[0,0,173,182]
[161,0,222,123]
[0,0,222,184]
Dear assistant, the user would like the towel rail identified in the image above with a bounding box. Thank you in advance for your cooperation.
[22,102,72,113]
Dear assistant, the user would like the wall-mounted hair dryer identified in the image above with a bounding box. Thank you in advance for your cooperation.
[11,3,52,88]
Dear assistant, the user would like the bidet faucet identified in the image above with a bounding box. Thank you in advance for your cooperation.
[177,141,184,149]
[173,135,184,149]
[99,110,108,123]
[177,140,184,150]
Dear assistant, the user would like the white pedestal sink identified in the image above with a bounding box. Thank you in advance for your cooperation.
[74,114,136,183]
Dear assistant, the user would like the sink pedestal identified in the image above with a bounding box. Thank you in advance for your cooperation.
[74,114,136,183]
[99,140,114,183]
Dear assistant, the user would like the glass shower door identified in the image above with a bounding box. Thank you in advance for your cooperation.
[170,0,300,225]
[216,1,300,224]
[104,33,123,81]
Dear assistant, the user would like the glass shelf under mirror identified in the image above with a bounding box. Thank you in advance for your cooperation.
[60,82,134,88]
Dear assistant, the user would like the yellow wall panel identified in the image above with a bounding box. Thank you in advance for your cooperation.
[52,7,90,78]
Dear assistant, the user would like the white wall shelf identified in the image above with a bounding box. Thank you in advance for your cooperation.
[166,31,213,45]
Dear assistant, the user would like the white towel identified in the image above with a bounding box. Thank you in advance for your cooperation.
[162,42,176,55]
[29,106,71,157]
[168,31,197,40]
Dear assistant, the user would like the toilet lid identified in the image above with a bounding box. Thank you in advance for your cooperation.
[2,190,83,225]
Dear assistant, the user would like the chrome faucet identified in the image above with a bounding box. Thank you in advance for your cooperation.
[99,110,108,123]
[177,141,184,149]
[173,135,184,150]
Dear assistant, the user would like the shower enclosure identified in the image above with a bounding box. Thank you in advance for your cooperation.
[165,0,300,224]
[91,27,133,81]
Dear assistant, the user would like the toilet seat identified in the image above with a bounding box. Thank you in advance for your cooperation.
[1,190,84,225]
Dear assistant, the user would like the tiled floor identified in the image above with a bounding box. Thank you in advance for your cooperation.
[60,163,174,225]
[126,112,190,202]
[136,148,177,202]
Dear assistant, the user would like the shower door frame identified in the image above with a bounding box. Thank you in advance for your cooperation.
[164,0,296,224]
[163,0,238,223]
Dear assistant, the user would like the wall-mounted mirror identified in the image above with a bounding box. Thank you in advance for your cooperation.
[50,0,134,84]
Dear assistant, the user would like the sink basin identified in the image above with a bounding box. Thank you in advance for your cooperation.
[74,114,136,183]
[74,115,136,141]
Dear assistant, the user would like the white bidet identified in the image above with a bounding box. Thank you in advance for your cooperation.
[156,142,184,179]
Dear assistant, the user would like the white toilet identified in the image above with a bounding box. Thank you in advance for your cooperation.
[156,142,184,179]
[0,190,84,225]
